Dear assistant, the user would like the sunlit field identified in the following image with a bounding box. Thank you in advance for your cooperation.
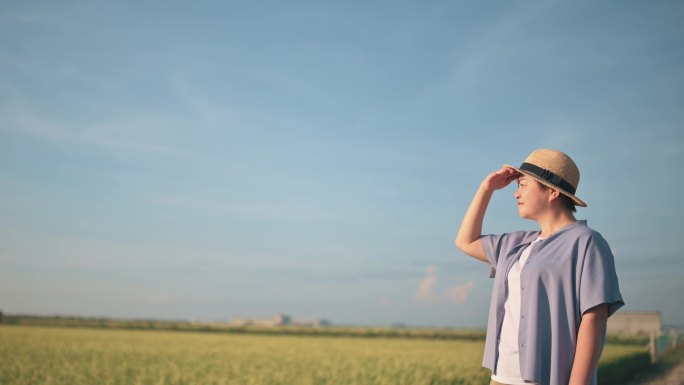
[0,325,646,385]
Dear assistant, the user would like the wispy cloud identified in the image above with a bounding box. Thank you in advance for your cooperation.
[171,71,236,127]
[415,265,438,303]
[0,104,189,157]
[449,2,558,87]
[139,292,174,305]
[444,281,475,304]
[0,43,127,95]
[415,265,475,305]
[152,192,339,223]
[171,67,330,127]
[250,69,330,102]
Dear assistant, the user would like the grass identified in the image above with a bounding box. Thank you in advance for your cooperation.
[0,325,648,385]
[624,344,684,385]
[0,325,491,385]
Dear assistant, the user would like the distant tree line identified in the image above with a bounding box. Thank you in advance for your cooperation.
[0,313,653,347]
[1,313,491,341]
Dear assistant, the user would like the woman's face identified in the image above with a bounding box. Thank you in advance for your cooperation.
[514,175,552,219]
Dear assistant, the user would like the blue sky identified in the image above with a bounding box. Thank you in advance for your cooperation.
[1,0,683,327]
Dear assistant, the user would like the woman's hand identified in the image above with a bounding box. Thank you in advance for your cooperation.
[481,167,520,192]
[456,168,518,262]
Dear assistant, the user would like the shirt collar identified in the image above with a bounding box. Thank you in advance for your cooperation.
[515,220,587,248]
[547,220,587,240]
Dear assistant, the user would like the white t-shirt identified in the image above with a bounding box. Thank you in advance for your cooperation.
[491,236,544,385]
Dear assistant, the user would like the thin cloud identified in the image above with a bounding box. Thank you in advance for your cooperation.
[415,265,475,305]
[0,104,189,156]
[444,281,475,304]
[251,70,330,102]
[153,192,339,223]
[143,292,174,304]
[171,70,236,126]
[449,2,554,86]
[415,265,438,303]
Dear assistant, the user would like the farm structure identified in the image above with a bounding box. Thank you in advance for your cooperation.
[229,312,330,327]
[608,311,662,335]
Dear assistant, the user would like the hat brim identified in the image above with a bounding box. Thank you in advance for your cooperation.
[503,164,587,207]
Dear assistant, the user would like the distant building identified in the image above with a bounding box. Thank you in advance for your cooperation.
[289,317,331,327]
[608,311,662,335]
[229,313,330,327]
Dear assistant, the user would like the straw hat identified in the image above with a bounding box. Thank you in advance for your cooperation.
[504,149,587,207]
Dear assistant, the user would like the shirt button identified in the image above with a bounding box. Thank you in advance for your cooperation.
[521,314,525,319]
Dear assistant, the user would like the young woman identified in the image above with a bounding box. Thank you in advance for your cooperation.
[455,149,624,385]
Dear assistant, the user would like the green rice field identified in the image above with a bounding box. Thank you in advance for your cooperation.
[0,325,647,385]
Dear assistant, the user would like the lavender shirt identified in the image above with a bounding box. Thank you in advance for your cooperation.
[481,220,624,385]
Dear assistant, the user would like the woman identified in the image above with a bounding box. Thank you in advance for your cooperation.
[455,149,624,385]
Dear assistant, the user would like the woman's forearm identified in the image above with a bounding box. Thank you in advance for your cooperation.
[455,168,518,261]
[455,184,492,250]
[569,305,608,385]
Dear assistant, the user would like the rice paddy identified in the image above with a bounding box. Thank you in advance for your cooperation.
[0,325,646,385]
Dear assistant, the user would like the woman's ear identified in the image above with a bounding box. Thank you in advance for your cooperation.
[548,188,561,203]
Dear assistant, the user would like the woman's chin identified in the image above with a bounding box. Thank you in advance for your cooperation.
[517,208,530,219]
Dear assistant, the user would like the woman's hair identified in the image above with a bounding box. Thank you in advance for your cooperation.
[537,182,577,213]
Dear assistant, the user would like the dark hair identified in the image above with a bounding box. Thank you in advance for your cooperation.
[537,182,577,213]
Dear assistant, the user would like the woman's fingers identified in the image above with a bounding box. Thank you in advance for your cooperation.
[506,171,520,182]
[488,168,520,189]
[483,168,521,191]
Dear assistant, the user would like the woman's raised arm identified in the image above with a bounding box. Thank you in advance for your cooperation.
[455,168,519,262]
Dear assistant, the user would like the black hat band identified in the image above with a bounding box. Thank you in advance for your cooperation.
[519,162,576,195]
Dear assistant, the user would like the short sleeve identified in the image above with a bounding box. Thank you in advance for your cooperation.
[578,233,625,317]
[480,232,527,278]
[480,233,508,278]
